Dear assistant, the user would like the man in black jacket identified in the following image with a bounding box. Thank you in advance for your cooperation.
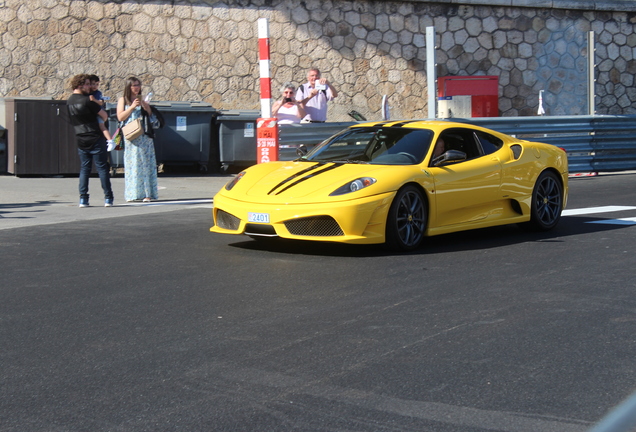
[67,74,114,207]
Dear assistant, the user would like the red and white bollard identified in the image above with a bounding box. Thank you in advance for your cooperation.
[256,18,278,163]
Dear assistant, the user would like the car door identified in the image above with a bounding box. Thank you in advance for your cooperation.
[428,128,503,228]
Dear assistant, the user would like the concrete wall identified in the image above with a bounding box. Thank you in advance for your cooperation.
[0,0,635,121]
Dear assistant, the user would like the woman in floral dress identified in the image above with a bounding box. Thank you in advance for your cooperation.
[116,77,158,202]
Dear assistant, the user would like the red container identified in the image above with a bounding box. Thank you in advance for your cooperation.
[438,76,499,117]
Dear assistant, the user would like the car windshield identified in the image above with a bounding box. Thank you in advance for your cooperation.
[301,127,434,165]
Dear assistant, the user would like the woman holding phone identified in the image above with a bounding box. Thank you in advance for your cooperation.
[272,83,306,124]
[117,76,158,202]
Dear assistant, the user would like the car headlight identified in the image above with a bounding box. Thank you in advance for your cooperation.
[225,171,246,191]
[329,177,377,196]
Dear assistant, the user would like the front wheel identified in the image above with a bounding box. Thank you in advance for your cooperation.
[385,185,427,251]
[524,170,563,231]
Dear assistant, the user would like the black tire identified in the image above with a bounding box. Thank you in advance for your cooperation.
[524,170,563,231]
[385,185,427,251]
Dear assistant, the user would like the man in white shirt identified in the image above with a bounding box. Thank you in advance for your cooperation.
[295,68,338,122]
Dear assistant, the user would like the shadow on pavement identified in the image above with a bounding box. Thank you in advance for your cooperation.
[0,201,63,219]
[225,215,632,258]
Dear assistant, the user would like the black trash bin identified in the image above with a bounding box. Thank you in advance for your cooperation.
[216,110,260,170]
[106,103,122,171]
[0,126,7,174]
[108,101,219,173]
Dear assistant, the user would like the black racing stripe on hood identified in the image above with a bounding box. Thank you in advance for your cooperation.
[371,121,414,128]
[274,163,343,195]
[391,121,413,127]
[267,163,327,195]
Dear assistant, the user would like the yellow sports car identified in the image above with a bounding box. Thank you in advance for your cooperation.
[210,120,568,251]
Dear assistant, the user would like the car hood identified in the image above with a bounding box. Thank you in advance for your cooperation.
[225,161,414,204]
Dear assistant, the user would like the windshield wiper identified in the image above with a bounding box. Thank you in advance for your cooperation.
[329,159,368,164]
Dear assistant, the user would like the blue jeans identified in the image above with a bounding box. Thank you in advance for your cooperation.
[78,137,113,200]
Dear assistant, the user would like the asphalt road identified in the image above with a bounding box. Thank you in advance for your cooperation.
[1,173,635,431]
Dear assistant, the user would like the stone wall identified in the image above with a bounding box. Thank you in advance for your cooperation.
[0,0,635,121]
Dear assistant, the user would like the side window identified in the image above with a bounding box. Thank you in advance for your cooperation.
[439,128,482,160]
[475,131,503,155]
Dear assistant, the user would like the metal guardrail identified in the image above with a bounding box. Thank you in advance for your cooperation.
[277,115,636,173]
[277,122,357,161]
[462,115,636,173]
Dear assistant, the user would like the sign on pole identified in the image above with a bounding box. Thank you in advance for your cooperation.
[256,118,278,164]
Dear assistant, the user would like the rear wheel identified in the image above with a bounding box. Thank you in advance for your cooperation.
[385,185,427,251]
[525,170,563,231]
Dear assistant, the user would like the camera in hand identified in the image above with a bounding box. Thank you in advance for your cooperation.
[315,84,327,91]
[284,97,292,103]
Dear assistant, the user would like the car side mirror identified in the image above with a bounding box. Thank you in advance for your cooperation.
[432,150,467,166]
[296,144,308,157]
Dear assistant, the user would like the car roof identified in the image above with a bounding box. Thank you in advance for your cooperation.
[352,119,476,130]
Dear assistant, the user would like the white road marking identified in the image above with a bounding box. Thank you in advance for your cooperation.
[562,206,636,226]
[562,206,636,216]
[587,217,636,226]
[121,199,213,207]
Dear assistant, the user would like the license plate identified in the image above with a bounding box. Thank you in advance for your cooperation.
[248,212,270,223]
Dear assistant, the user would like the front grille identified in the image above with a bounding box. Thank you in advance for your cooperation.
[284,216,344,237]
[216,209,241,230]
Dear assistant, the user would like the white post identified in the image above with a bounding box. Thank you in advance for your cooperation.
[426,27,436,119]
[381,95,390,120]
[538,90,545,116]
[587,31,595,116]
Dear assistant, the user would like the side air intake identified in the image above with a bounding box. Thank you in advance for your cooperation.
[216,209,241,230]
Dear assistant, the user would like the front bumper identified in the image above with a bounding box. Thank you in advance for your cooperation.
[210,191,396,244]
